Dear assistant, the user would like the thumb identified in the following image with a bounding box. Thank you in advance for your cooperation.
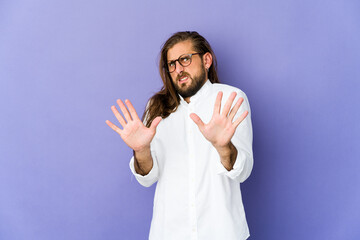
[190,113,205,131]
[149,116,162,131]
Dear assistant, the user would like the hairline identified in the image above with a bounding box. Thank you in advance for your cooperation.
[166,40,198,62]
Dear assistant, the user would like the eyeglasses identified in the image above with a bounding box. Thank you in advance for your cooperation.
[166,53,202,73]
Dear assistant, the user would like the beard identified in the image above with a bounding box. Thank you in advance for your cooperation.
[173,63,207,99]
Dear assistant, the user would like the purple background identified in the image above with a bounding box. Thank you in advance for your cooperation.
[1,0,359,239]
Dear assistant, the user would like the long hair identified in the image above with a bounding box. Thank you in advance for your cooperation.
[142,31,220,127]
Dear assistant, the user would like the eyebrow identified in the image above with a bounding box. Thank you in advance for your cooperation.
[167,57,178,63]
[167,53,190,63]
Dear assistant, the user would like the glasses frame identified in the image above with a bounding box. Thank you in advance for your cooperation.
[166,52,203,73]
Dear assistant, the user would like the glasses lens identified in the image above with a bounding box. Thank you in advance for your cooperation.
[166,54,194,73]
[179,55,191,67]
[167,62,175,73]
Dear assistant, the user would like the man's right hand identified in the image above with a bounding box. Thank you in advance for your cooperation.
[105,99,162,152]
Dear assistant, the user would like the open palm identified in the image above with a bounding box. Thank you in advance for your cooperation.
[190,91,248,149]
[105,99,161,152]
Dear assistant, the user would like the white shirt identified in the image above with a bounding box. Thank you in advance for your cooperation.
[129,79,254,240]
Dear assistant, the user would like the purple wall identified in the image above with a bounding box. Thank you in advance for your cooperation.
[1,0,359,239]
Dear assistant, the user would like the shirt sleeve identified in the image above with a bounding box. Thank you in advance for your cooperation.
[215,90,254,183]
[129,146,160,187]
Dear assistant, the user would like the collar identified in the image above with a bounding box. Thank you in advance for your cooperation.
[178,79,212,105]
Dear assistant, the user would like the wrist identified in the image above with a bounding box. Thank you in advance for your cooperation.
[134,147,151,162]
[134,145,151,154]
[215,142,237,171]
[214,142,232,157]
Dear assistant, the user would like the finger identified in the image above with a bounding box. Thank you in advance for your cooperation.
[212,91,223,117]
[228,97,244,121]
[190,113,205,131]
[105,120,123,135]
[149,116,162,131]
[111,105,127,127]
[124,99,140,121]
[233,111,249,128]
[117,99,132,122]
[221,92,237,117]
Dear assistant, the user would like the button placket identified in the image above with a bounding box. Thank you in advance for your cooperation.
[187,103,198,239]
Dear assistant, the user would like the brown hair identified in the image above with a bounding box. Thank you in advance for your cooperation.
[142,31,220,127]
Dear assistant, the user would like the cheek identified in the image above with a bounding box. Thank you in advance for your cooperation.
[169,74,178,84]
[183,67,194,77]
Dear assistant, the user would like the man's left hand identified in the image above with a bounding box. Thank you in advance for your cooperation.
[190,91,248,152]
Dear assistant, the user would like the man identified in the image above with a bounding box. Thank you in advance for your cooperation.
[105,31,253,240]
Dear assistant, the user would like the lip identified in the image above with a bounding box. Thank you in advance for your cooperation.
[178,76,189,84]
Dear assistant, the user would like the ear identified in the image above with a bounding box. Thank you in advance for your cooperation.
[203,52,213,70]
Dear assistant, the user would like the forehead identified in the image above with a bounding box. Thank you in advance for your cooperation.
[167,40,195,61]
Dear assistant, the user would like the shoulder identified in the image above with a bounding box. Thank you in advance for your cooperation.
[211,82,248,98]
[210,82,252,114]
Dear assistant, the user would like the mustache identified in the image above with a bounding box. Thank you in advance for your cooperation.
[176,72,191,81]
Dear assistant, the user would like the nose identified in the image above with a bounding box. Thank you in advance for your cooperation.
[175,61,184,74]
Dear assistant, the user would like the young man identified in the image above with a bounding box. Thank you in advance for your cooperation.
[106,31,253,240]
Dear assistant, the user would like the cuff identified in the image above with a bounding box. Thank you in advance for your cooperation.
[129,150,159,187]
[215,149,246,180]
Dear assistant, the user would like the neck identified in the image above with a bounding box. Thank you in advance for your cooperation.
[183,77,208,104]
